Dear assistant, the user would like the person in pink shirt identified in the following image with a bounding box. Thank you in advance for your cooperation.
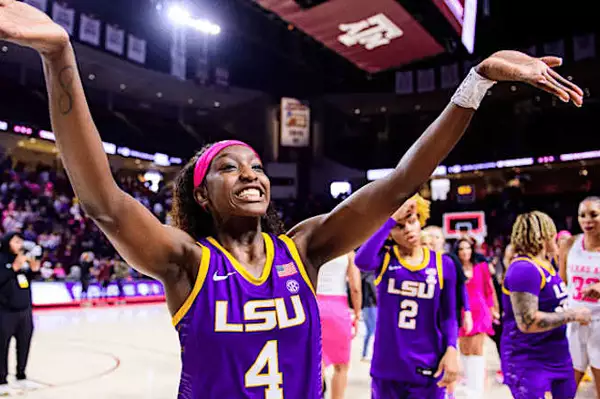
[454,237,498,399]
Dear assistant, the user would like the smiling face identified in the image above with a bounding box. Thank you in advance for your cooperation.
[197,145,270,218]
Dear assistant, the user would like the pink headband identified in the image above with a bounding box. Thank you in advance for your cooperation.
[193,140,259,188]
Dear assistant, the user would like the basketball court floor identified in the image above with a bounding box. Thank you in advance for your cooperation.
[3,304,595,398]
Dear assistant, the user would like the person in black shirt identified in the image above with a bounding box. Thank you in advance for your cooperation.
[79,251,95,303]
[360,271,377,362]
[0,232,41,394]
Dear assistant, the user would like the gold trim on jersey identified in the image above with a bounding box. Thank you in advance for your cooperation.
[393,246,430,272]
[436,251,444,290]
[502,256,548,295]
[172,244,211,327]
[278,235,316,297]
[374,252,391,286]
[206,233,274,286]
[530,257,556,277]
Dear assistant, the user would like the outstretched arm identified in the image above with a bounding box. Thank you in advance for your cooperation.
[289,51,583,268]
[441,256,458,348]
[0,1,194,282]
[506,260,590,333]
[510,292,588,333]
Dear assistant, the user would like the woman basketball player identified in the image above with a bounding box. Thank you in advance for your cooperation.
[0,2,584,397]
[423,226,472,399]
[355,195,459,398]
[454,237,498,399]
[559,197,600,396]
[317,252,361,399]
[503,211,590,399]
[424,226,473,335]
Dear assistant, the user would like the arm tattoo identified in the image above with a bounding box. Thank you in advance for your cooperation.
[58,66,74,115]
[510,292,576,333]
[510,292,538,331]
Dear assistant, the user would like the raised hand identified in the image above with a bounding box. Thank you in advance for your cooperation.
[391,199,416,222]
[0,0,69,58]
[476,50,584,107]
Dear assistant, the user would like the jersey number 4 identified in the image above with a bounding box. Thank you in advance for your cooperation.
[245,340,283,399]
[398,299,419,330]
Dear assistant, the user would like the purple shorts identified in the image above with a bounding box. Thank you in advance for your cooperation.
[371,377,444,399]
[504,368,576,399]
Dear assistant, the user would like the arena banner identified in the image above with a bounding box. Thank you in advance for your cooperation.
[280,97,310,147]
[255,0,444,72]
[51,2,75,36]
[127,34,147,64]
[31,280,165,307]
[105,24,125,56]
[170,26,187,81]
[79,14,101,47]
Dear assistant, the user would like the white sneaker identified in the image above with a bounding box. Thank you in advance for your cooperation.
[14,379,43,391]
[0,384,13,397]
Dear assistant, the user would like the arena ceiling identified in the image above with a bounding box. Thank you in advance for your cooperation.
[1,0,599,169]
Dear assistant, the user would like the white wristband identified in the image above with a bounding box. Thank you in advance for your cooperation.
[451,68,496,110]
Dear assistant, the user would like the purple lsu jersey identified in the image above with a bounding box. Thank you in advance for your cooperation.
[173,233,322,399]
[371,246,454,384]
[501,257,571,370]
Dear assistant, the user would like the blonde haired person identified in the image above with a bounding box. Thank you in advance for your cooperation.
[422,226,473,335]
[423,225,473,398]
[502,211,590,399]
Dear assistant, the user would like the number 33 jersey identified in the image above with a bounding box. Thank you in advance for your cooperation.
[371,247,455,384]
[566,234,600,314]
[173,233,322,399]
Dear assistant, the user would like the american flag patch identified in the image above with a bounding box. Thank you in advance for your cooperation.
[276,262,297,277]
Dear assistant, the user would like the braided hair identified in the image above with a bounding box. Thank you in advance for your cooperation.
[510,211,557,257]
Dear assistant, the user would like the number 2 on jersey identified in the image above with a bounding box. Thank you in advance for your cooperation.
[572,276,600,301]
[398,299,419,329]
[245,340,283,399]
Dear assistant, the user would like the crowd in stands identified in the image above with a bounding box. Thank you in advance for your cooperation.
[0,152,593,287]
[0,156,170,284]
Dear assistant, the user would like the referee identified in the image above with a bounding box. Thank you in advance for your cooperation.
[0,232,41,394]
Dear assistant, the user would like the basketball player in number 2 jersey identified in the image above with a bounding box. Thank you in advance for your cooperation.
[174,233,322,399]
[355,198,458,399]
[370,246,457,398]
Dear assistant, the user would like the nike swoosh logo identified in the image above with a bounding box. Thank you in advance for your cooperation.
[213,271,237,281]
[389,266,402,271]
